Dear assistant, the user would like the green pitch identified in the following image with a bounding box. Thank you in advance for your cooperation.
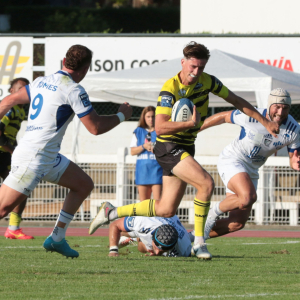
[0,236,299,300]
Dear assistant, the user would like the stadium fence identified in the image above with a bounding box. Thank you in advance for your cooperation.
[7,148,299,226]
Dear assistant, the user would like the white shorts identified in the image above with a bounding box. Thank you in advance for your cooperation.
[4,152,70,196]
[217,153,258,194]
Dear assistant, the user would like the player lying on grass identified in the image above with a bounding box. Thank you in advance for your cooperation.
[199,88,300,239]
[105,215,193,257]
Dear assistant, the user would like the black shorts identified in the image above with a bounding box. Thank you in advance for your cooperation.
[0,151,11,173]
[153,141,195,176]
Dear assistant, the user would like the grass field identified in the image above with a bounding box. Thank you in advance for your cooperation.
[0,236,300,300]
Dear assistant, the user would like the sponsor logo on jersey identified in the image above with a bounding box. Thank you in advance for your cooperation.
[264,139,272,147]
[25,125,43,132]
[161,95,172,108]
[248,131,255,140]
[193,83,203,91]
[127,217,135,227]
[79,93,91,107]
[37,81,58,92]
[273,141,283,149]
[140,227,152,234]
[252,156,266,163]
[264,134,273,139]
[178,89,186,97]
[171,149,184,157]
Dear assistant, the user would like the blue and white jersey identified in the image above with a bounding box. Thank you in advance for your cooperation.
[223,108,300,169]
[22,70,93,160]
[123,215,191,257]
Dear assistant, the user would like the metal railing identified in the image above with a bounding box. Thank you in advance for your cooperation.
[7,149,297,226]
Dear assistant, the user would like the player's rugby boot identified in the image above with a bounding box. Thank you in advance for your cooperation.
[89,202,115,235]
[43,236,79,258]
[118,236,137,249]
[191,243,212,260]
[204,208,217,240]
[4,228,34,239]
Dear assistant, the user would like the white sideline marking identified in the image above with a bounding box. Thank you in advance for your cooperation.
[147,292,300,300]
[242,241,299,245]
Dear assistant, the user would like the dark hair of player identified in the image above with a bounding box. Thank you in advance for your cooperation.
[138,106,156,129]
[152,224,178,251]
[8,77,30,92]
[65,45,93,71]
[183,41,210,61]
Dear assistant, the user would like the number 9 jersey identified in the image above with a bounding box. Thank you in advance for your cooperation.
[22,70,93,160]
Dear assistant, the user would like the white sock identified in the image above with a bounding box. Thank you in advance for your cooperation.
[194,236,205,245]
[8,225,19,230]
[214,201,224,216]
[108,208,118,221]
[51,210,74,242]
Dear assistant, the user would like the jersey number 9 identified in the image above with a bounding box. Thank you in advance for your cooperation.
[30,94,43,120]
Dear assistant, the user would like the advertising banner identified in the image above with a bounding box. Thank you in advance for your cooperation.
[0,37,33,99]
[45,37,300,76]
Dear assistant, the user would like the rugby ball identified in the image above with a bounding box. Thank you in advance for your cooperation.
[171,98,194,122]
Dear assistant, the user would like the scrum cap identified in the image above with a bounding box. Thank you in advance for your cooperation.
[152,224,178,251]
[268,88,291,114]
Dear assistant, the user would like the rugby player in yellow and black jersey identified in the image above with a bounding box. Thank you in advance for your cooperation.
[89,41,280,260]
[156,71,228,146]
[1,78,34,240]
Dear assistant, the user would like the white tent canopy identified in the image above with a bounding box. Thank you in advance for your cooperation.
[82,49,300,108]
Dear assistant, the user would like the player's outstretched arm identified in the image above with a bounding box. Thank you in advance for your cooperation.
[0,87,30,119]
[80,102,132,135]
[289,150,300,171]
[199,111,232,132]
[108,218,127,257]
[224,90,279,137]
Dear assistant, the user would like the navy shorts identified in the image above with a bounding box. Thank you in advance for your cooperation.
[153,141,195,176]
[0,151,11,173]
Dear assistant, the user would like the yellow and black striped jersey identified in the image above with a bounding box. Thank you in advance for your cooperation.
[156,72,229,146]
[0,105,25,152]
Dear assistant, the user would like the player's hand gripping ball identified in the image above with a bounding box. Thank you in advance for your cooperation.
[171,98,194,122]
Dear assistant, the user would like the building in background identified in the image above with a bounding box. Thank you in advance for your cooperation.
[181,0,300,34]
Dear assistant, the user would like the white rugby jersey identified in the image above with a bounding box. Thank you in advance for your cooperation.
[22,70,93,160]
[223,108,300,169]
[123,215,192,257]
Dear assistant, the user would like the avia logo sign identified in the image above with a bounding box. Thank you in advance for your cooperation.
[0,41,30,85]
[259,57,293,72]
